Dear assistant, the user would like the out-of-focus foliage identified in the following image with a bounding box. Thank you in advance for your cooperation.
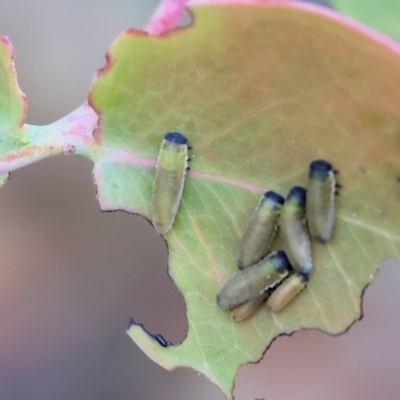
[332,0,400,41]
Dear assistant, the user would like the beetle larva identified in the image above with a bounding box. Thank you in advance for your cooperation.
[237,191,285,270]
[267,272,308,312]
[230,292,269,322]
[306,160,336,243]
[279,186,312,275]
[152,132,188,234]
[216,250,291,310]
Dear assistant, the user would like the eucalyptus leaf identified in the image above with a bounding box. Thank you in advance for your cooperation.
[88,2,400,398]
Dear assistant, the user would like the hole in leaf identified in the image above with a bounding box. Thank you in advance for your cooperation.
[177,8,193,29]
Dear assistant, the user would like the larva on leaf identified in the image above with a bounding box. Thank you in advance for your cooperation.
[279,186,313,275]
[237,191,285,270]
[216,250,292,310]
[230,293,269,322]
[152,132,188,234]
[306,160,336,243]
[267,272,308,312]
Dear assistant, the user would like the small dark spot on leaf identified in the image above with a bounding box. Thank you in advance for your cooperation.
[155,334,171,347]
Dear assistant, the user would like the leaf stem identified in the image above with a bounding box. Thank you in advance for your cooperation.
[0,102,99,174]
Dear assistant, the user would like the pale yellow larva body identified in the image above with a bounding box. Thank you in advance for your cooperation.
[230,292,269,322]
[306,160,336,243]
[267,273,308,312]
[216,251,291,310]
[279,186,312,275]
[237,191,285,270]
[152,132,188,234]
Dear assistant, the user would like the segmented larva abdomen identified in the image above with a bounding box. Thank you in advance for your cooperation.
[279,186,313,275]
[267,272,308,312]
[237,191,285,270]
[231,293,268,322]
[152,132,188,234]
[216,251,291,310]
[306,160,336,243]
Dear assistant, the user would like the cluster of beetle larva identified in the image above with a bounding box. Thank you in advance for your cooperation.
[217,160,340,321]
[151,132,340,322]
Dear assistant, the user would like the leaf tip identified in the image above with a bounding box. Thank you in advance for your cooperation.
[126,317,137,331]
[126,318,174,347]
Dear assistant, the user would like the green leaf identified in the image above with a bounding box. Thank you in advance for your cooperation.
[88,3,400,398]
[0,37,28,185]
[332,0,400,41]
[0,38,98,182]
[0,38,26,133]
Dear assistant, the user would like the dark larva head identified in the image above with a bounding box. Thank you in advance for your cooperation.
[164,132,188,145]
[287,186,307,207]
[309,160,332,181]
[263,191,285,207]
[269,250,293,274]
[297,272,309,284]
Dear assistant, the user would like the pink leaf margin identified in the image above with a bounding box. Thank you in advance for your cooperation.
[187,0,400,57]
[147,0,400,58]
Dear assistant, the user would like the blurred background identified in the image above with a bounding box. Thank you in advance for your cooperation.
[0,1,399,399]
